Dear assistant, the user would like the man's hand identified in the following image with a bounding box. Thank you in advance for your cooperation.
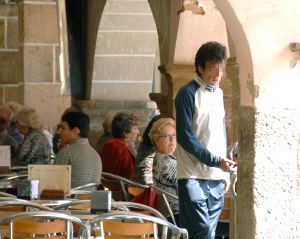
[220,157,237,173]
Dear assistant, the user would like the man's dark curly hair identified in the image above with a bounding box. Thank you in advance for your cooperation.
[111,111,139,138]
[194,41,227,76]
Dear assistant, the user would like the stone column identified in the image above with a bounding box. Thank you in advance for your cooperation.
[18,0,70,128]
[223,57,240,239]
[224,57,240,143]
[237,107,298,238]
[149,64,194,117]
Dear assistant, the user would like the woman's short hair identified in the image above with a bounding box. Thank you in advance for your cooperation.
[111,111,139,138]
[148,118,175,144]
[15,106,41,130]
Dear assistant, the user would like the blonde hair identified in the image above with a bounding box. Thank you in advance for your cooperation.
[15,106,42,130]
[148,118,175,144]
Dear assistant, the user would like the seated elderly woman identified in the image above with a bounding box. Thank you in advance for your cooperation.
[99,111,140,179]
[148,118,178,223]
[13,106,51,166]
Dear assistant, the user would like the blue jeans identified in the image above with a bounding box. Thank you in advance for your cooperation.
[178,179,225,239]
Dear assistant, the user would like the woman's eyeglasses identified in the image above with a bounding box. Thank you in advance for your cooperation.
[159,134,176,140]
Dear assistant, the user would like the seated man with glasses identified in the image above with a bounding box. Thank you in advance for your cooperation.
[148,117,178,224]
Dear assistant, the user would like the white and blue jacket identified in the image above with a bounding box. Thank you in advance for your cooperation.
[175,76,228,180]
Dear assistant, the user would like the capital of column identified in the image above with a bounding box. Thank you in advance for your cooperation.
[158,64,194,96]
[149,64,194,117]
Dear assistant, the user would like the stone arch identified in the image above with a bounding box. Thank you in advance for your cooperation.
[214,1,254,107]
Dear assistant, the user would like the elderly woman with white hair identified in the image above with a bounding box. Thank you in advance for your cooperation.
[13,106,51,166]
[148,117,178,224]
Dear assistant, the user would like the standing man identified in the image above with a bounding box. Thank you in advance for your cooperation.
[175,41,236,239]
[55,111,102,189]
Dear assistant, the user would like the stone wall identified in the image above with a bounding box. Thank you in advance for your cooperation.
[0,1,71,131]
[20,0,71,130]
[238,108,299,238]
[0,3,22,104]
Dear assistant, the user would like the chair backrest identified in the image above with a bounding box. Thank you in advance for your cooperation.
[111,201,166,219]
[68,183,99,200]
[53,200,166,220]
[0,192,17,198]
[0,197,27,202]
[53,200,91,211]
[0,200,54,222]
[69,190,92,200]
[0,174,28,182]
[0,211,89,239]
[10,166,28,173]
[88,211,188,239]
[0,200,54,211]
[99,219,157,239]
[130,181,188,227]
[71,183,99,191]
[101,172,178,224]
[101,174,129,201]
[101,172,151,202]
